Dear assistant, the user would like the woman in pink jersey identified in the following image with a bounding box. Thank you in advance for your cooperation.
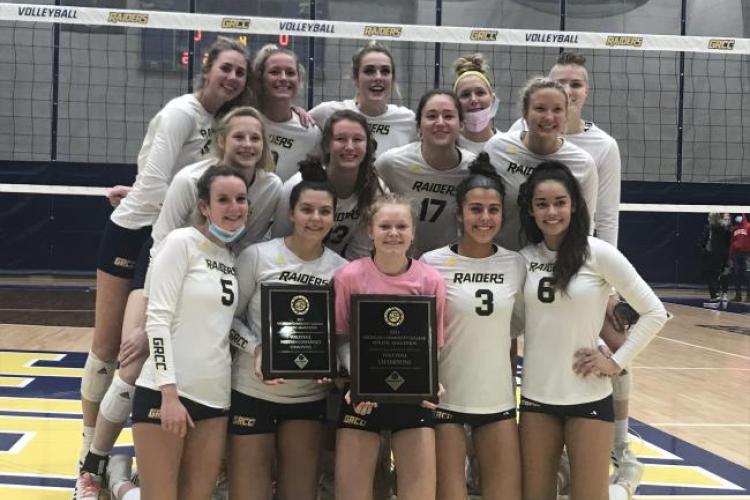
[333,193,446,500]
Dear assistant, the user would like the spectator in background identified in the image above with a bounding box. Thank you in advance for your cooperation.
[729,214,750,302]
[700,213,731,304]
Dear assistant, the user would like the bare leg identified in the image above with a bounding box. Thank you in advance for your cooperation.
[391,427,436,500]
[474,419,521,500]
[435,423,467,500]
[132,422,182,500]
[520,412,563,500]
[177,417,228,500]
[277,420,324,500]
[335,428,380,500]
[566,417,613,500]
[227,433,275,500]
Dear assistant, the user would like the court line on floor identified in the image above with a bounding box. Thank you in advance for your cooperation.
[655,335,750,360]
[632,366,750,370]
[647,423,750,428]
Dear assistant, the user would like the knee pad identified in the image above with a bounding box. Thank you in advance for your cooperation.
[612,370,632,401]
[81,351,117,403]
[100,375,136,424]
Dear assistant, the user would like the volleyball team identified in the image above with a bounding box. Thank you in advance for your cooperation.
[74,37,670,500]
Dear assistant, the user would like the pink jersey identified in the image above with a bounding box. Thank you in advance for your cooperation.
[334,257,446,346]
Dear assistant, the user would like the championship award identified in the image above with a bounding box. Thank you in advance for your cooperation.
[260,283,335,379]
[350,295,438,403]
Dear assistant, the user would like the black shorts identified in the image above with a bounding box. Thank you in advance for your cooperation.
[519,394,614,423]
[130,236,153,290]
[433,407,516,429]
[227,390,327,435]
[338,395,434,434]
[131,386,227,424]
[96,220,152,279]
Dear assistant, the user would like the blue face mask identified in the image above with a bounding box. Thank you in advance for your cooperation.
[208,220,245,243]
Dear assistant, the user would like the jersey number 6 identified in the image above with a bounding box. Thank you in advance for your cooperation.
[537,277,555,303]
[220,278,235,306]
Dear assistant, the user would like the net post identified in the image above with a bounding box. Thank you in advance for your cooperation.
[307,0,316,110]
[676,0,687,182]
[187,0,196,94]
[559,0,566,32]
[50,0,61,161]
[433,0,442,88]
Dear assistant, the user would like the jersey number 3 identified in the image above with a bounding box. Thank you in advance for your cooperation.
[475,289,494,316]
[220,279,235,306]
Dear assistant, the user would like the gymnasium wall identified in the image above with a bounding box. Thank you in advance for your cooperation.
[1,0,749,283]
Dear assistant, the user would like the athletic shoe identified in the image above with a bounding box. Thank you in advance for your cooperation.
[106,454,132,496]
[720,293,729,310]
[556,449,571,496]
[75,472,102,500]
[612,444,644,498]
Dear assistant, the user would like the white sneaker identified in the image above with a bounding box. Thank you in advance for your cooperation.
[106,454,132,495]
[612,444,644,498]
[75,472,102,500]
[556,449,571,495]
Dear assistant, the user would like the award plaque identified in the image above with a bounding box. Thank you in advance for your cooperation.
[260,283,335,379]
[350,295,438,404]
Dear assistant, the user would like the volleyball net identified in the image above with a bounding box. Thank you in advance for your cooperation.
[0,2,748,282]
[1,2,749,186]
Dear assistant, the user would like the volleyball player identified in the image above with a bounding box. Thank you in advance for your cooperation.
[226,161,347,500]
[517,161,668,500]
[252,44,321,182]
[509,52,620,246]
[130,165,249,500]
[375,90,475,256]
[452,54,502,153]
[152,106,281,252]
[271,109,386,259]
[76,106,278,498]
[421,152,522,500]
[511,52,639,491]
[310,42,417,157]
[484,77,598,251]
[333,193,446,500]
[78,36,251,481]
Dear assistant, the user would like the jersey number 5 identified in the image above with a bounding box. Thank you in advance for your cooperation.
[475,289,494,316]
[220,279,235,306]
[418,198,446,222]
[537,277,555,303]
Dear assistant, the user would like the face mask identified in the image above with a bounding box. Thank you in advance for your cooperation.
[208,220,245,243]
[463,98,499,133]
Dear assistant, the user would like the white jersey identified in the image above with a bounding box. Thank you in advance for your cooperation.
[151,159,282,250]
[483,131,598,251]
[137,227,238,409]
[262,112,322,182]
[375,142,475,256]
[111,94,213,230]
[509,118,621,246]
[309,99,417,157]
[233,237,348,403]
[457,130,503,155]
[270,171,386,259]
[520,237,668,405]
[420,245,524,414]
